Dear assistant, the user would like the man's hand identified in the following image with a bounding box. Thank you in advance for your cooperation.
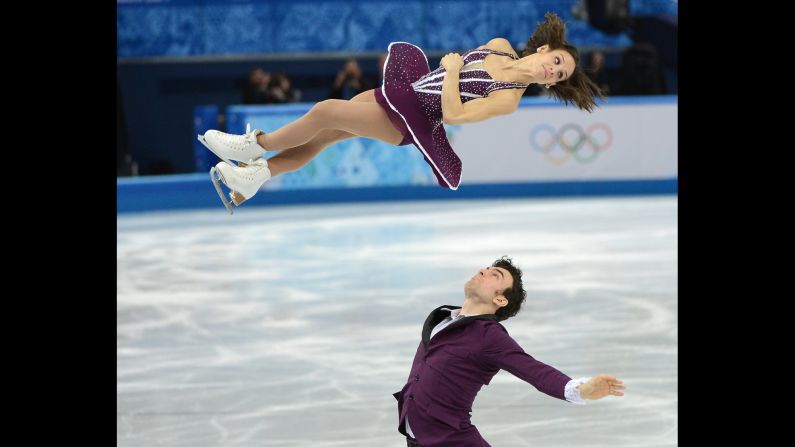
[578,374,625,400]
[441,53,465,72]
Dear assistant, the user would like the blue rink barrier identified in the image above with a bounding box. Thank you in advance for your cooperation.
[117,175,677,213]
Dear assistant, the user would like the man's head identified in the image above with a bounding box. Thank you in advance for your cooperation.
[464,256,526,321]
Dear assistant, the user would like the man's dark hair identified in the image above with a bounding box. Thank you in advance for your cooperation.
[492,256,526,321]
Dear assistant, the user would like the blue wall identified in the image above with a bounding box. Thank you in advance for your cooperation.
[117,0,633,58]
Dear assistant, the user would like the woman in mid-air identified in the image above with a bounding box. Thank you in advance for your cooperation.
[198,12,604,213]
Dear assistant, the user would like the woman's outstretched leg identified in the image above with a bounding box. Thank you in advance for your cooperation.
[257,89,404,150]
[265,89,389,176]
[266,129,354,176]
[200,89,400,164]
[205,89,404,211]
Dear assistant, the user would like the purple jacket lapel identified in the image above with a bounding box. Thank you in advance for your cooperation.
[421,305,498,350]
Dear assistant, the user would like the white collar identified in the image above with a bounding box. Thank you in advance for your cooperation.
[450,308,470,319]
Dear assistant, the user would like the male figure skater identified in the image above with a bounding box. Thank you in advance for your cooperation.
[395,256,625,446]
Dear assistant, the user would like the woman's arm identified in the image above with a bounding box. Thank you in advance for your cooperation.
[439,51,519,125]
[476,37,513,51]
[441,71,466,123]
[442,89,518,125]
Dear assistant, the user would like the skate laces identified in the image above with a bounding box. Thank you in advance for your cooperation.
[237,158,269,181]
[244,123,257,142]
[219,123,260,148]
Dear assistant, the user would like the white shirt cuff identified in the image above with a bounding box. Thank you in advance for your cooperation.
[564,377,591,405]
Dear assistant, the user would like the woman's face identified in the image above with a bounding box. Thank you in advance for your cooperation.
[536,45,576,87]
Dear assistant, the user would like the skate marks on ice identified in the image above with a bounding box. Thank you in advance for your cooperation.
[118,196,677,446]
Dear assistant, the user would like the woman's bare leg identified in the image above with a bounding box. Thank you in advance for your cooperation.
[255,89,403,151]
[266,129,353,176]
[265,90,400,177]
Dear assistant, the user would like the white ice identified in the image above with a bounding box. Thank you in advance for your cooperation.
[118,196,677,446]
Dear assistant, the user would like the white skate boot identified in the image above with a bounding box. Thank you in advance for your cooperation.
[198,123,267,166]
[209,158,271,214]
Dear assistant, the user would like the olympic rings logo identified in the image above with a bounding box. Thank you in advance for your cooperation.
[529,123,613,165]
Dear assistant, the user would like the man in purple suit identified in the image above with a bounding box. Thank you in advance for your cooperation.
[394,256,626,446]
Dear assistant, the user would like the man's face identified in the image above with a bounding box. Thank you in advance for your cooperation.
[465,266,513,304]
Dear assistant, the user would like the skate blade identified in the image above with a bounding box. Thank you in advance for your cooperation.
[197,135,237,167]
[209,167,234,215]
[230,191,247,206]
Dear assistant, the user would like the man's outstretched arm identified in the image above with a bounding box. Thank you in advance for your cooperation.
[478,325,625,403]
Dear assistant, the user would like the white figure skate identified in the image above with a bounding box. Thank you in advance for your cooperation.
[198,123,266,166]
[209,158,271,214]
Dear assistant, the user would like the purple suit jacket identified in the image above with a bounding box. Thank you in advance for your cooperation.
[394,305,572,446]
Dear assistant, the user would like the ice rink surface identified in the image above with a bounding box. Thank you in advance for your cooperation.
[118,196,677,446]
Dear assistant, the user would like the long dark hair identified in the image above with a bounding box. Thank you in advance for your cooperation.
[520,12,605,112]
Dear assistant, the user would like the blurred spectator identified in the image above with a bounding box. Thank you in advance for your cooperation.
[242,67,273,104]
[619,44,665,95]
[375,53,387,85]
[268,73,302,103]
[117,81,138,176]
[587,50,610,95]
[146,159,175,175]
[361,53,388,90]
[329,59,373,99]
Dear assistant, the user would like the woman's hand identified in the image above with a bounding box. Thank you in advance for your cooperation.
[440,53,465,72]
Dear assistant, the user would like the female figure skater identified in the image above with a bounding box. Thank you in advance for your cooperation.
[199,12,604,213]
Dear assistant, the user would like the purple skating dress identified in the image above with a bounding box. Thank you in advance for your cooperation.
[373,41,529,190]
